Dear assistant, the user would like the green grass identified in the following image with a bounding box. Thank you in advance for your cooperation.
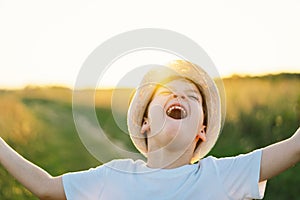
[0,74,299,199]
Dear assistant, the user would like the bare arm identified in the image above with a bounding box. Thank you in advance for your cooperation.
[260,127,300,182]
[0,137,66,200]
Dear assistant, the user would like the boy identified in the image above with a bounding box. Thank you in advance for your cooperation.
[0,60,299,199]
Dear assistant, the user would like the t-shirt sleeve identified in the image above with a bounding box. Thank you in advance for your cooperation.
[215,149,267,199]
[62,165,106,200]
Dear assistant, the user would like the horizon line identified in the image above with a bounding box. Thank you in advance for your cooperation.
[1,71,299,90]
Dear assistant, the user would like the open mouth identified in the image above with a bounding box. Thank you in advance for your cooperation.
[166,104,187,120]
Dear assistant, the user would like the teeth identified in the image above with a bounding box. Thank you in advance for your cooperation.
[167,105,186,114]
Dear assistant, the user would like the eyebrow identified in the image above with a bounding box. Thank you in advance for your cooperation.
[185,89,200,94]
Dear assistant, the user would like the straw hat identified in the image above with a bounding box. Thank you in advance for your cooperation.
[127,60,221,163]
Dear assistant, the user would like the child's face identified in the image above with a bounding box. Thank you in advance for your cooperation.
[141,78,206,153]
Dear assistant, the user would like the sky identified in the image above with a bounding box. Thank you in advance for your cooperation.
[0,0,300,88]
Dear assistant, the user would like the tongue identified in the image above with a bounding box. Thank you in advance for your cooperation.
[167,109,184,119]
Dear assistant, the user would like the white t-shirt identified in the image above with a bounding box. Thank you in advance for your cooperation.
[63,150,267,200]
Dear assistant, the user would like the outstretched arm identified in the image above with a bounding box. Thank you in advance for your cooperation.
[0,137,66,200]
[260,127,300,182]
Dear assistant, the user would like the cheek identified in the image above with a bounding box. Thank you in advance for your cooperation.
[148,101,166,135]
[187,105,205,132]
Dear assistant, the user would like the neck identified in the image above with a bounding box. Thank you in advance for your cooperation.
[146,145,195,169]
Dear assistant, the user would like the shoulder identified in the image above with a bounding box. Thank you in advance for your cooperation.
[201,149,262,166]
[199,149,263,177]
[62,159,145,191]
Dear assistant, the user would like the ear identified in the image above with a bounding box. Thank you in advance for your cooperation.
[196,125,206,142]
[140,117,150,135]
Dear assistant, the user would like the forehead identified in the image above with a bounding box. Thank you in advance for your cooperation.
[156,78,200,93]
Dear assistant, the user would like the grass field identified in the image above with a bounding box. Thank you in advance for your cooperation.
[0,73,299,199]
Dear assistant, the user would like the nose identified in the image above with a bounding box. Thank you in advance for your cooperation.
[173,93,186,99]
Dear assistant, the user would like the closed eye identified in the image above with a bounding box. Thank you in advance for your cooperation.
[157,90,171,96]
[188,95,199,101]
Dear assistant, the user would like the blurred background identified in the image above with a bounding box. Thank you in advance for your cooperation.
[0,0,300,199]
